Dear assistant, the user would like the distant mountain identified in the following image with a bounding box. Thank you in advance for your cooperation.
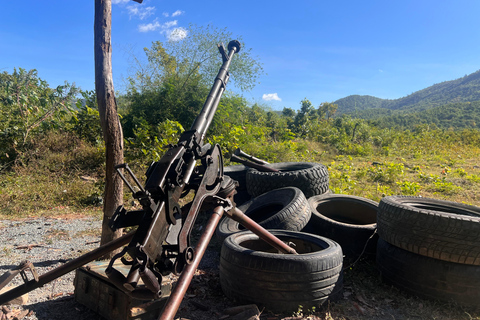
[334,69,480,115]
[376,101,480,130]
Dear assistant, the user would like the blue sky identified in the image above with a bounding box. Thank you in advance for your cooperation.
[1,0,480,111]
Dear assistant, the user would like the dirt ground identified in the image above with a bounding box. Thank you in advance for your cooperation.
[2,217,479,320]
[168,238,480,320]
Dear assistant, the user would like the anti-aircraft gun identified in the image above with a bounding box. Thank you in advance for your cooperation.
[0,40,296,320]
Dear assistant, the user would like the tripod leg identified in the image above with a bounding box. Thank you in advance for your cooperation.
[159,205,225,320]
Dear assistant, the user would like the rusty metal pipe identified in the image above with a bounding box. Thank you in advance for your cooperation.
[227,207,298,255]
[158,205,225,320]
[233,148,270,165]
[230,154,279,172]
[0,231,134,305]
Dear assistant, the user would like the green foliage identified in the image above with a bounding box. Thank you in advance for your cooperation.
[396,180,421,195]
[122,75,209,138]
[0,68,78,168]
[366,162,405,184]
[125,119,185,167]
[5,56,480,222]
[129,24,264,93]
[70,90,103,145]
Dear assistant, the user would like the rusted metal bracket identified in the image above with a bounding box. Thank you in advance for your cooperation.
[0,261,39,292]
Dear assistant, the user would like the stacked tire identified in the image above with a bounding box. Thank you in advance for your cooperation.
[216,186,311,242]
[219,162,345,312]
[376,196,480,307]
[246,162,330,198]
[304,194,379,263]
[220,230,344,312]
[224,164,250,206]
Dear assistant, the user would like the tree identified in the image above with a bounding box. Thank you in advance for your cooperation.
[294,98,318,136]
[318,102,338,120]
[0,68,77,167]
[94,0,142,256]
[129,24,264,93]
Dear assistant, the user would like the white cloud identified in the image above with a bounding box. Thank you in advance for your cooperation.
[138,20,187,43]
[112,0,130,4]
[262,93,282,101]
[162,20,178,29]
[171,10,184,17]
[167,27,188,42]
[162,12,170,17]
[127,5,155,20]
[138,19,161,32]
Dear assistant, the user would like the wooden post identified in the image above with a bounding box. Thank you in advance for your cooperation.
[94,0,127,257]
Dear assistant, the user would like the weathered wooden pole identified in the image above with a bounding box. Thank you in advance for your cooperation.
[94,0,142,257]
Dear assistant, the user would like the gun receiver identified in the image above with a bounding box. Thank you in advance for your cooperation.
[106,40,242,298]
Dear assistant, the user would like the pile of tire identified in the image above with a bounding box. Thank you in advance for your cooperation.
[224,164,250,206]
[218,162,346,312]
[303,194,378,263]
[376,195,480,307]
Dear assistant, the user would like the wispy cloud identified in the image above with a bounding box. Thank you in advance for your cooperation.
[262,93,282,101]
[138,18,184,41]
[112,0,130,4]
[127,5,155,20]
[130,7,186,41]
[162,10,184,18]
[171,10,184,17]
[138,18,161,32]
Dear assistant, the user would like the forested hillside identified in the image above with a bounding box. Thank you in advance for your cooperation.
[334,69,480,114]
[369,101,480,129]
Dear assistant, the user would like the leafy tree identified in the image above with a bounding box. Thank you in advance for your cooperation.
[282,107,296,118]
[318,102,338,120]
[70,90,103,145]
[294,98,318,136]
[122,73,210,139]
[0,68,77,167]
[282,107,296,130]
[246,103,268,127]
[129,24,264,93]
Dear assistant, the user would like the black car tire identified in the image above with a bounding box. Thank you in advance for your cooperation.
[376,238,480,307]
[377,195,480,265]
[246,162,329,198]
[220,230,343,312]
[216,187,311,242]
[304,194,378,262]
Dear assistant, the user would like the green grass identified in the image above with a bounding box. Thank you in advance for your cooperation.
[0,131,104,219]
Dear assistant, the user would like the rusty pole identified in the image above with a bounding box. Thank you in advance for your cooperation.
[158,205,225,320]
[225,207,298,255]
[0,231,134,305]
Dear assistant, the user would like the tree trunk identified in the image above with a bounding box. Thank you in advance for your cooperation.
[94,0,124,258]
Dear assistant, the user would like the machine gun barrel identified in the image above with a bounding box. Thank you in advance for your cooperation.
[191,40,241,144]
